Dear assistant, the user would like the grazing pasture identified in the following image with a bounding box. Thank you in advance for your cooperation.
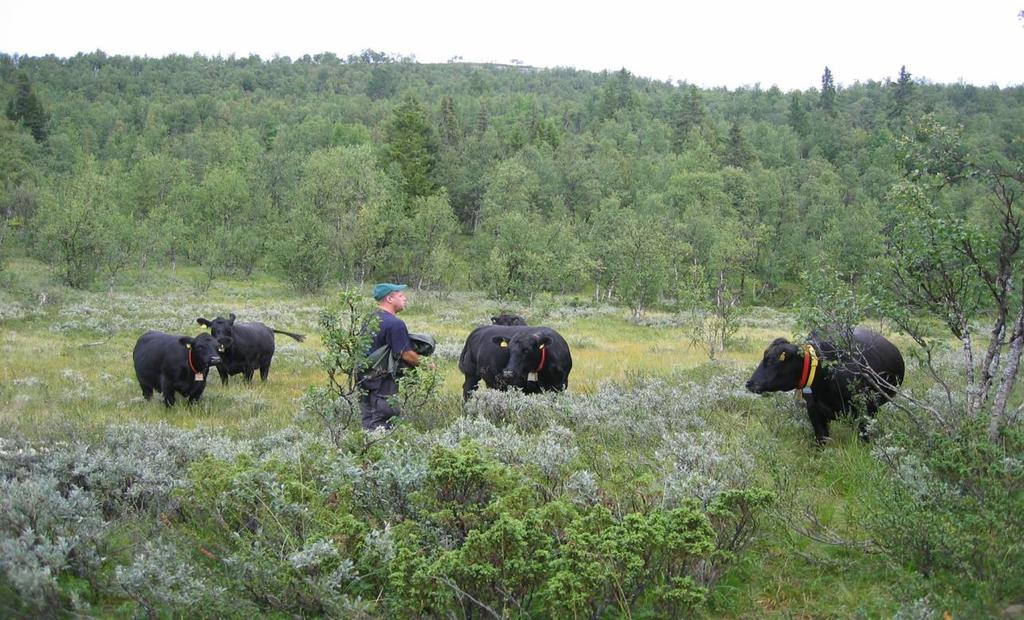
[1,261,1018,618]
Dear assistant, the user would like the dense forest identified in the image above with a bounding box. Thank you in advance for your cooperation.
[2,50,1022,311]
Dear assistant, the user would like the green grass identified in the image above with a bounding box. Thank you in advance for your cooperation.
[2,259,809,437]
[0,259,944,616]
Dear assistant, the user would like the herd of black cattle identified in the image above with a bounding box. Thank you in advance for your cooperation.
[132,313,905,444]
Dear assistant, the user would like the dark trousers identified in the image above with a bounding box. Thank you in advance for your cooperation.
[359,373,400,430]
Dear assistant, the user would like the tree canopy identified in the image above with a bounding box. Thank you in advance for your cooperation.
[0,51,1020,309]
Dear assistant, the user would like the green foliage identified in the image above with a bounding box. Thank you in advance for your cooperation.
[414,441,520,543]
[182,450,372,616]
[32,159,132,288]
[2,52,1021,305]
[866,416,1024,615]
[299,290,379,445]
[544,503,716,617]
[795,267,871,336]
[587,201,676,315]
[884,114,1024,434]
[391,193,461,289]
[296,145,401,282]
[678,263,743,360]
[268,204,332,293]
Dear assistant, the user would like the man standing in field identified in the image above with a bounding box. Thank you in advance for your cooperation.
[359,283,423,430]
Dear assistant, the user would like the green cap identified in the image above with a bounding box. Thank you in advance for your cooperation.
[373,283,407,300]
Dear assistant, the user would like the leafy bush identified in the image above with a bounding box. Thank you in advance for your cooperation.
[182,450,373,616]
[866,414,1024,615]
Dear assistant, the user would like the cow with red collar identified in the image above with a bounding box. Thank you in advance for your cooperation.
[133,331,223,406]
[458,325,572,400]
[745,327,905,444]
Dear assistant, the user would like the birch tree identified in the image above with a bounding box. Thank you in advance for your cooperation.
[884,115,1023,439]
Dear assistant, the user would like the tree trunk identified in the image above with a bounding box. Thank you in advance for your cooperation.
[991,307,1024,439]
[962,324,982,417]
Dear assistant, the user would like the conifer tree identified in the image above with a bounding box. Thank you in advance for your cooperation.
[438,95,460,148]
[672,85,710,152]
[819,66,837,116]
[889,65,914,120]
[787,92,809,137]
[382,94,439,199]
[725,121,755,169]
[5,73,48,142]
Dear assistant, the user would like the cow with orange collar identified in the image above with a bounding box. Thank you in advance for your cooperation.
[745,327,905,444]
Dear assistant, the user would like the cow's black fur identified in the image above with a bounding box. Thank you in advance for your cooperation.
[745,327,905,444]
[491,314,528,326]
[458,325,571,400]
[133,331,223,406]
[196,313,305,385]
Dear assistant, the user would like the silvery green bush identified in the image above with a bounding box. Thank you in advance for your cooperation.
[115,538,223,615]
[0,474,104,612]
[658,428,754,508]
[350,445,429,522]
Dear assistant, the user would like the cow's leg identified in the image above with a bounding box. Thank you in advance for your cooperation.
[807,405,830,445]
[140,383,154,400]
[858,405,879,442]
[160,377,176,407]
[259,362,271,382]
[243,368,255,383]
[217,366,229,385]
[462,374,480,401]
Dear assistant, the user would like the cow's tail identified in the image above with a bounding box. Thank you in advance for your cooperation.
[273,329,306,342]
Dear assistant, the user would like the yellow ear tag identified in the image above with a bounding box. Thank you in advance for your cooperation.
[186,344,192,349]
[500,341,508,348]
[778,352,786,361]
[539,344,545,349]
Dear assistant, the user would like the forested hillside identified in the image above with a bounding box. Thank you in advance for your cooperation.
[2,51,1024,617]
[2,50,1022,308]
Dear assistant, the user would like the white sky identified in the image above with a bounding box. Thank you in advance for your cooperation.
[1,1,1021,91]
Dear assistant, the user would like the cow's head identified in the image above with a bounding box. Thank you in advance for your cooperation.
[180,333,223,370]
[196,313,236,350]
[493,331,550,385]
[491,314,527,326]
[745,337,805,394]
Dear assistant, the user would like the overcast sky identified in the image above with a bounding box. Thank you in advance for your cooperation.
[1,1,1021,91]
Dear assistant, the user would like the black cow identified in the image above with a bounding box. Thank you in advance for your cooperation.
[745,327,905,444]
[133,331,223,406]
[195,313,305,385]
[458,325,572,400]
[491,314,528,326]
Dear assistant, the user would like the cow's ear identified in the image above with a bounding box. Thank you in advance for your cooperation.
[490,316,499,323]
[228,313,236,324]
[196,317,210,327]
[179,336,194,349]
[537,335,551,349]
[492,336,508,347]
